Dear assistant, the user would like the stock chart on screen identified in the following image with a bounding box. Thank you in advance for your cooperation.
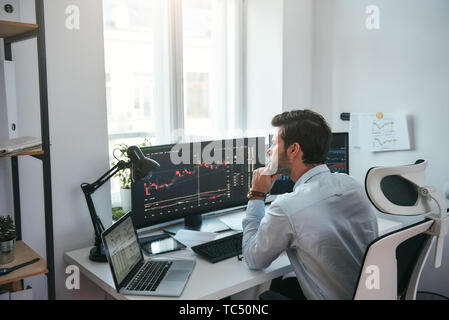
[131,138,264,229]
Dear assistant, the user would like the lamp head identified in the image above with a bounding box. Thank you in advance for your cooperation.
[127,146,160,182]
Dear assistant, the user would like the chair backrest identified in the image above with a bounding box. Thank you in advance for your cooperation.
[354,160,447,300]
[353,219,433,300]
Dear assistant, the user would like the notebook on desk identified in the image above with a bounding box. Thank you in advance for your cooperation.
[101,212,195,297]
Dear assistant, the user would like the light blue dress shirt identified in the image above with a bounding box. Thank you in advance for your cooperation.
[242,165,379,300]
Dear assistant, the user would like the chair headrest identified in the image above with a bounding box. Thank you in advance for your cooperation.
[365,160,433,215]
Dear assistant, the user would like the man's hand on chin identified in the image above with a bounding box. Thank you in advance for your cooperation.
[251,167,282,194]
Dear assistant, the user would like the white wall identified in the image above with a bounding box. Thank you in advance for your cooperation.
[282,0,312,110]
[244,0,283,134]
[312,0,449,296]
[245,0,313,132]
[44,0,112,299]
[0,0,111,299]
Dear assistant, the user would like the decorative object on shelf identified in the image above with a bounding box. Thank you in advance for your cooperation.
[0,215,16,264]
[81,146,160,262]
[112,138,151,215]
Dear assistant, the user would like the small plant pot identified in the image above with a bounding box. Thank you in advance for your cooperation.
[0,238,16,265]
[120,188,132,214]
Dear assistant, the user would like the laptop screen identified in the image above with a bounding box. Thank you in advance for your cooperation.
[103,215,142,285]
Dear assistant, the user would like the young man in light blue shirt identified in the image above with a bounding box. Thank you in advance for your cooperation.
[242,110,378,300]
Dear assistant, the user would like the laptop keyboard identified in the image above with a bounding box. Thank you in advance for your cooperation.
[127,260,173,292]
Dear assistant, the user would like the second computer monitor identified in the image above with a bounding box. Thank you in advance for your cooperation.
[131,137,265,232]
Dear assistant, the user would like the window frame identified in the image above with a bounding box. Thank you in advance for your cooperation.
[103,0,246,206]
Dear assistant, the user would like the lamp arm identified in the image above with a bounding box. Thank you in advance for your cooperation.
[81,188,105,239]
[86,161,130,194]
[80,160,130,239]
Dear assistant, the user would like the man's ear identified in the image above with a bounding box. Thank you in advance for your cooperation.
[288,142,302,159]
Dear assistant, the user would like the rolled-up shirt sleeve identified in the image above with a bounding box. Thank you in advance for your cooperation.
[242,200,294,270]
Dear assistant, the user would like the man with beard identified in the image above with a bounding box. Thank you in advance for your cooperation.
[242,109,378,300]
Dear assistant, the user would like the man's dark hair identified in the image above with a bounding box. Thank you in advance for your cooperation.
[271,109,332,165]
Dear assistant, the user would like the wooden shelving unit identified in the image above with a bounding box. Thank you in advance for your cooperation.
[0,147,44,158]
[0,1,55,300]
[0,20,38,38]
[0,241,48,291]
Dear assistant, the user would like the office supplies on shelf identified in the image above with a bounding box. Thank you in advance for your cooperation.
[191,232,243,263]
[0,258,40,277]
[0,136,41,155]
[0,60,18,141]
[101,212,195,296]
[0,2,21,21]
[10,287,33,300]
[81,146,160,262]
[131,137,265,234]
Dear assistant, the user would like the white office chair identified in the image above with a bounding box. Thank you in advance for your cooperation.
[353,160,448,300]
[259,160,448,300]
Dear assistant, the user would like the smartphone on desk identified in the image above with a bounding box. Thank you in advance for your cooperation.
[139,233,186,256]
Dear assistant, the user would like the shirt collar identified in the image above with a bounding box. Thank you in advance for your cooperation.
[293,164,330,191]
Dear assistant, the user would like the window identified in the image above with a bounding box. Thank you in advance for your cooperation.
[103,0,243,205]
[185,72,210,118]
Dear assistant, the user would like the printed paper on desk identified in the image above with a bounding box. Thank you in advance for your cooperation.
[218,213,243,231]
[173,229,218,248]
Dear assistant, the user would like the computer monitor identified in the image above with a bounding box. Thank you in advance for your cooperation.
[270,132,349,195]
[131,137,265,233]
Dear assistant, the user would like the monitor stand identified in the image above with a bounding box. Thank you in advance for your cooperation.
[163,214,230,235]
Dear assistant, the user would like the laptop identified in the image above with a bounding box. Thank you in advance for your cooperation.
[101,212,195,297]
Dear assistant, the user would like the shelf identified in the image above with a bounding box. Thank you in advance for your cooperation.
[0,147,43,158]
[0,240,48,286]
[0,20,38,39]
[1,1,55,299]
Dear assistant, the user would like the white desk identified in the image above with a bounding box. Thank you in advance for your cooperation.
[64,209,402,300]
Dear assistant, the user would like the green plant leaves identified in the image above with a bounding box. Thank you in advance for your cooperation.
[0,215,16,242]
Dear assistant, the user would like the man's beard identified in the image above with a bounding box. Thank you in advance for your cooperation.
[276,150,291,175]
[268,149,291,176]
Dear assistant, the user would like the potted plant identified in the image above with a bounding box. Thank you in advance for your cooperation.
[112,138,151,218]
[0,215,16,264]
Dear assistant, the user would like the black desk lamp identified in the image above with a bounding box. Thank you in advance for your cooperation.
[81,146,160,262]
